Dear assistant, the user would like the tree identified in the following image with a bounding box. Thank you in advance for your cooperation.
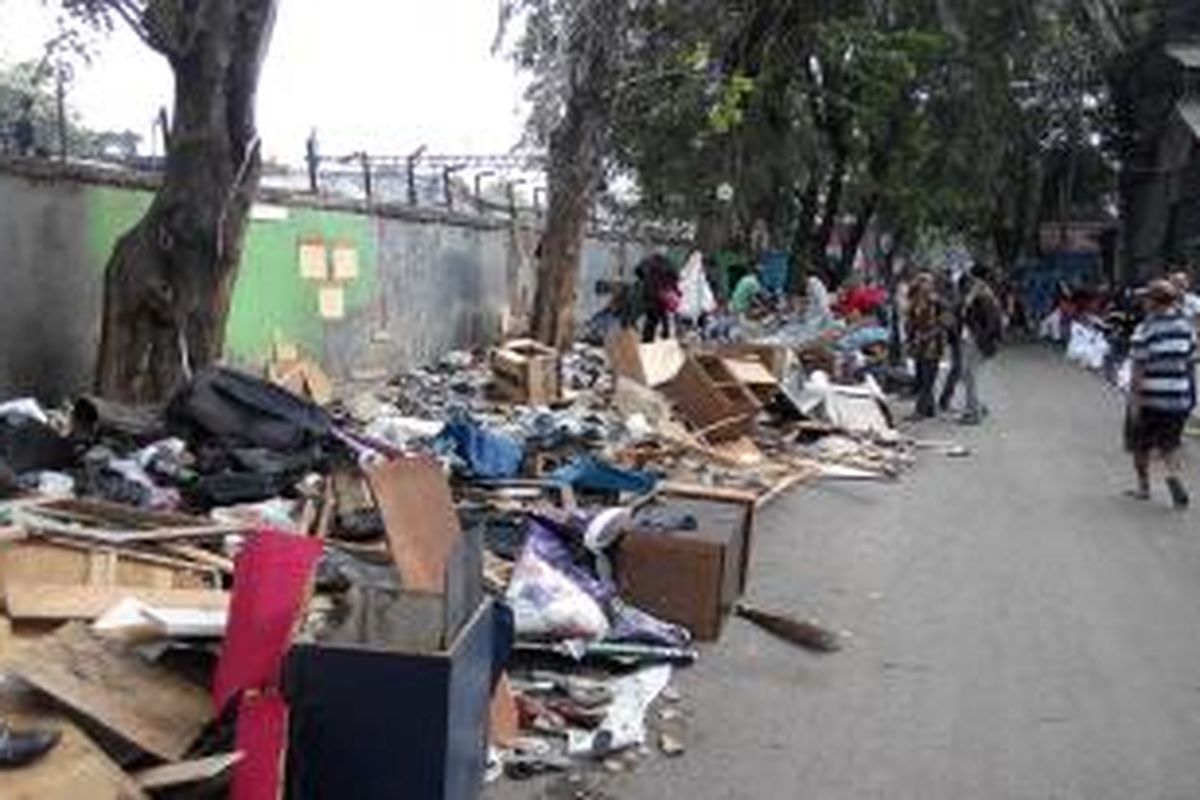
[59,0,278,402]
[500,0,630,349]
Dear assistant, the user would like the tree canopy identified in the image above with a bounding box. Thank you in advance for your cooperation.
[502,0,1133,288]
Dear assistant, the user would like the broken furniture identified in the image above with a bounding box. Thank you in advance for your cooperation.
[283,599,498,800]
[491,339,562,406]
[284,455,496,800]
[0,499,233,621]
[660,356,760,445]
[616,486,756,641]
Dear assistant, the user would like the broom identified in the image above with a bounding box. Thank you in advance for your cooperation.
[735,603,843,653]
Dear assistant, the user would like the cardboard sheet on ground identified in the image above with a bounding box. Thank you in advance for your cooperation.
[365,456,462,593]
[0,691,149,800]
[1,622,211,761]
[606,331,686,387]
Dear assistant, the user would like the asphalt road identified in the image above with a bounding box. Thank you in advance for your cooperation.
[489,346,1200,800]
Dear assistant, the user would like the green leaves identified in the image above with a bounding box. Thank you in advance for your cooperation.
[707,71,755,134]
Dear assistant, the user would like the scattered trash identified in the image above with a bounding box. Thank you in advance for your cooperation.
[0,280,940,795]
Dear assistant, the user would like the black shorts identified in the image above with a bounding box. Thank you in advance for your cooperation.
[1125,408,1189,454]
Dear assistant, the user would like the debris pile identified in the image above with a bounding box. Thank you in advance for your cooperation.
[0,321,922,798]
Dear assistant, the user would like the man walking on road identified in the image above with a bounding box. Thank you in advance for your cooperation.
[1125,279,1196,508]
[907,272,944,420]
[958,267,1005,425]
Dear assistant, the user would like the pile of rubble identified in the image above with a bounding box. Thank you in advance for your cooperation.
[0,326,926,798]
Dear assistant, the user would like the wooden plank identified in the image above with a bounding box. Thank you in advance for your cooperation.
[157,543,235,574]
[134,753,243,791]
[720,358,779,387]
[365,456,461,593]
[13,510,242,545]
[3,539,203,592]
[1,623,212,761]
[755,470,816,510]
[5,583,230,621]
[489,674,520,747]
[658,481,761,505]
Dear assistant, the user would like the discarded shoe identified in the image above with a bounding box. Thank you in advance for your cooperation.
[0,725,61,769]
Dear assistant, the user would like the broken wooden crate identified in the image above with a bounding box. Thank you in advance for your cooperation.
[616,484,756,641]
[660,354,761,444]
[0,499,235,621]
[490,339,561,405]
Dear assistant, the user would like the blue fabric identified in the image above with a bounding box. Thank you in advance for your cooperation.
[758,250,790,294]
[837,325,891,353]
[549,456,657,495]
[437,417,523,479]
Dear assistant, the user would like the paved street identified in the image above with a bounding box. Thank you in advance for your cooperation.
[493,346,1200,800]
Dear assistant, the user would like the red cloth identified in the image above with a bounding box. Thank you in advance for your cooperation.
[230,692,289,800]
[837,285,887,317]
[214,529,321,800]
[213,529,322,712]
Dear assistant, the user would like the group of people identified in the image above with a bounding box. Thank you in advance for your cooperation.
[905,266,1006,425]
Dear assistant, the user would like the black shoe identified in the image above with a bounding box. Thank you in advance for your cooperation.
[1167,477,1190,510]
[0,725,60,769]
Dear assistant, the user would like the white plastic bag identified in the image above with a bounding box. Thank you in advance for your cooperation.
[678,251,717,319]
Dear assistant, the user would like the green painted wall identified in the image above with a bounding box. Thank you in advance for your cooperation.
[79,184,378,368]
[226,206,377,364]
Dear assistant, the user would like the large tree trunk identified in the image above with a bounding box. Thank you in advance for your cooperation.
[95,0,277,402]
[531,99,604,349]
[530,2,624,350]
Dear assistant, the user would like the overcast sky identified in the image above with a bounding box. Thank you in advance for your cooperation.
[0,1,529,162]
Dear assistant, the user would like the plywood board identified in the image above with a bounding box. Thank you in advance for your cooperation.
[605,330,685,387]
[721,358,778,387]
[0,540,211,593]
[365,457,462,593]
[489,674,520,747]
[2,623,212,761]
[5,583,229,621]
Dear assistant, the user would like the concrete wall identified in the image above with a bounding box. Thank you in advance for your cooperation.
[0,174,103,400]
[0,161,669,399]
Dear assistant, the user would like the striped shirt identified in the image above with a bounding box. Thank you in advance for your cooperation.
[1130,310,1197,412]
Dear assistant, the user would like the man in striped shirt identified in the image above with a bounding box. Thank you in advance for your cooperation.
[1126,279,1197,508]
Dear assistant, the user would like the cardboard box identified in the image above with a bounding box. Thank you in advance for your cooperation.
[491,339,561,405]
[616,492,754,641]
[283,599,497,800]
